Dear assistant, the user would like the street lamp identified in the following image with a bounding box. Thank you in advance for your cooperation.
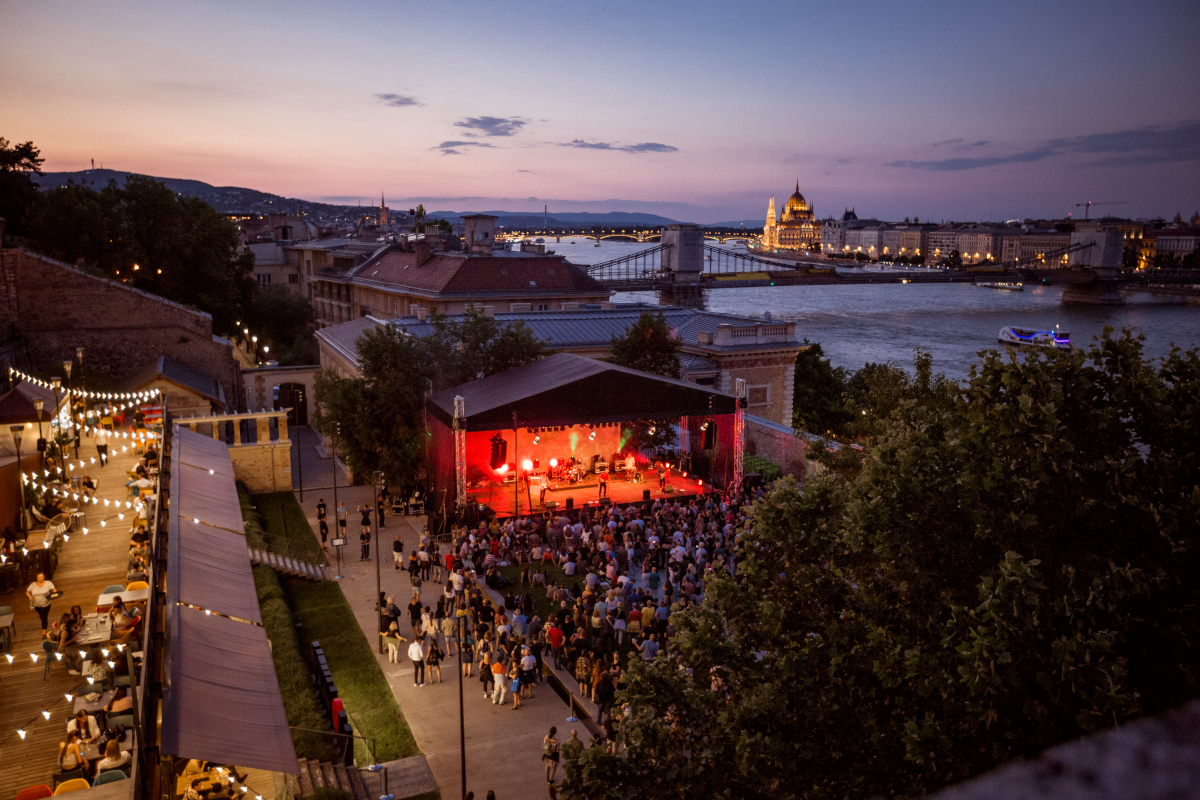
[372,470,383,654]
[10,425,26,538]
[63,360,79,459]
[33,397,45,450]
[51,377,62,479]
[75,348,86,423]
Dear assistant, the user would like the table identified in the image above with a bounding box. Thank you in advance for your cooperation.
[75,614,113,645]
[74,686,138,714]
[81,730,133,760]
[97,588,150,608]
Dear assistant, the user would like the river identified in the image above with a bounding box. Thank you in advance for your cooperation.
[547,235,1199,381]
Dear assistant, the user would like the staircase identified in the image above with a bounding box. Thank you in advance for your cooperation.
[248,548,328,581]
[295,759,373,800]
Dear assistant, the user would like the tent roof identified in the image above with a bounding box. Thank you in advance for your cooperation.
[162,426,294,773]
[0,381,60,425]
[162,605,297,774]
[427,352,737,432]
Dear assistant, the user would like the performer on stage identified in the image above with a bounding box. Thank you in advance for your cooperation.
[598,469,608,498]
[658,462,667,491]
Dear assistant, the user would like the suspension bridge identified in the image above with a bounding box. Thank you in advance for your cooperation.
[581,226,1200,305]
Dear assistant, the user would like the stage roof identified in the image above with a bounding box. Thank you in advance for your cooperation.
[428,352,737,431]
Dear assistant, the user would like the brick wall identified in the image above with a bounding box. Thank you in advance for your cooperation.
[744,414,810,481]
[228,443,292,493]
[0,249,240,399]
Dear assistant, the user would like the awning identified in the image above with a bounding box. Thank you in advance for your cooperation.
[174,430,238,477]
[167,518,260,624]
[427,352,738,432]
[162,604,297,774]
[175,463,245,534]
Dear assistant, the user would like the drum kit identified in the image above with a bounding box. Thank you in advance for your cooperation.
[547,456,585,484]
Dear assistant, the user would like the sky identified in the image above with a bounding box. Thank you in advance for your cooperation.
[3,0,1199,223]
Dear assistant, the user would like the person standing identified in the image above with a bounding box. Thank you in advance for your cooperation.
[408,635,427,686]
[490,655,507,705]
[392,536,404,570]
[360,505,371,559]
[316,498,327,526]
[27,572,57,637]
[658,462,667,491]
[95,426,110,466]
[543,726,561,784]
[336,501,347,539]
[598,469,608,498]
[383,623,407,663]
[377,494,387,529]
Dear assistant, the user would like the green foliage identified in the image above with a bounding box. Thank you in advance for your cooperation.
[743,453,781,481]
[314,308,545,487]
[251,285,319,365]
[0,137,43,236]
[251,490,419,763]
[791,341,849,435]
[22,174,255,335]
[563,329,1200,800]
[607,310,681,379]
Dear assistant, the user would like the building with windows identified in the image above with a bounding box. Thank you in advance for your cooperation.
[315,305,806,427]
[763,183,820,251]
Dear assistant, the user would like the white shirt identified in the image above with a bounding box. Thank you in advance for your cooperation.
[407,641,425,661]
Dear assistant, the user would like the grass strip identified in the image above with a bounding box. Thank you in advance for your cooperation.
[253,491,420,763]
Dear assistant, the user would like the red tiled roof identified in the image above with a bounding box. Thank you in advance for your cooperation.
[352,249,608,297]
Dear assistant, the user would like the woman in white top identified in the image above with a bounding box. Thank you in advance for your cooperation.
[58,730,90,777]
[95,738,131,774]
[27,572,57,636]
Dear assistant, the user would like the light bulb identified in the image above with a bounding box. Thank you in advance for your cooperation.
[30,653,38,663]
[42,710,51,719]
[65,693,74,702]
[17,729,25,739]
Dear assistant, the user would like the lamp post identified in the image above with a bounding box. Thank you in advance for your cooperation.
[10,425,26,538]
[51,377,62,479]
[372,470,383,654]
[251,335,258,362]
[33,397,44,451]
[63,360,79,459]
[75,348,86,428]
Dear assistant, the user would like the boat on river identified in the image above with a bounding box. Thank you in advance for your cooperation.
[978,281,1024,291]
[998,327,1071,349]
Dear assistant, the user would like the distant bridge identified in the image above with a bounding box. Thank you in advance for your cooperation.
[583,236,1200,305]
[501,225,759,244]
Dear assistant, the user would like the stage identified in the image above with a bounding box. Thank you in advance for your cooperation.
[465,468,707,517]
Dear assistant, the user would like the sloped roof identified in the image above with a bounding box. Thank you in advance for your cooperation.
[0,380,59,425]
[350,248,607,297]
[428,352,737,431]
[126,356,225,404]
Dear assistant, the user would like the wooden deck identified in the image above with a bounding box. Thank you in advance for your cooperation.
[0,437,149,800]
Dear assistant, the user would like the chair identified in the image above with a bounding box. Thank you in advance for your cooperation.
[102,584,126,594]
[93,771,127,787]
[49,772,85,792]
[52,779,91,795]
[107,714,134,730]
[125,580,148,591]
[30,507,52,529]
[15,785,53,800]
[42,640,60,680]
[0,604,14,648]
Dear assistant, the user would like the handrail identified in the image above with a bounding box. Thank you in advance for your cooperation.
[289,726,377,768]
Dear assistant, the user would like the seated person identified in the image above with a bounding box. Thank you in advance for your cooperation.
[110,597,137,633]
[129,542,149,563]
[56,613,84,673]
[58,730,91,779]
[67,710,101,744]
[129,526,150,547]
[105,686,134,714]
[126,477,153,499]
[41,495,67,519]
[134,458,148,479]
[127,557,148,583]
[95,738,131,774]
[81,475,97,497]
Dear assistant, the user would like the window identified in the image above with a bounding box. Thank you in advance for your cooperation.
[537,303,549,311]
[748,386,770,406]
[288,274,299,284]
[256,273,271,286]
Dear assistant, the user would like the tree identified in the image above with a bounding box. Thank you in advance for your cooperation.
[0,137,43,236]
[313,310,546,487]
[608,311,682,450]
[791,340,848,436]
[250,285,319,366]
[563,329,1200,800]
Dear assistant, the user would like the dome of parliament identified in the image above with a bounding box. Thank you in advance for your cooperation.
[784,182,808,212]
[763,181,818,251]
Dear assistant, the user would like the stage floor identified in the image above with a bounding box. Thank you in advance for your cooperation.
[467,471,706,517]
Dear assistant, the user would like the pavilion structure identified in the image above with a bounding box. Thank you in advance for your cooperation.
[426,353,744,518]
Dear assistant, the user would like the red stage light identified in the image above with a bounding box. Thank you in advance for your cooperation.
[682,472,688,477]
[549,458,558,468]
[522,459,533,471]
[698,479,703,486]
[495,464,509,475]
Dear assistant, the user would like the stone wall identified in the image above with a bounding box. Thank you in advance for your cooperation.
[718,353,797,427]
[744,414,809,481]
[228,443,293,493]
[0,249,240,398]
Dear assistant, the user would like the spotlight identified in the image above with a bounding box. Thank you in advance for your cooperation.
[533,435,540,444]
[549,458,558,468]
[522,459,533,471]
[589,430,596,440]
[495,464,509,475]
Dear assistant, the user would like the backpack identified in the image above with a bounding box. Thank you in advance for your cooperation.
[543,738,560,760]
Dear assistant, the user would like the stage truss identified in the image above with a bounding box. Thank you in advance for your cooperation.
[733,379,745,489]
[453,395,466,508]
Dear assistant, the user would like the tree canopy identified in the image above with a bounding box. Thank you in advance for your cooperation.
[313,308,546,486]
[608,310,681,379]
[563,329,1200,800]
[0,137,43,237]
[250,285,319,366]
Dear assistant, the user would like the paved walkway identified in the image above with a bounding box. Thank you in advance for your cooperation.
[290,426,590,800]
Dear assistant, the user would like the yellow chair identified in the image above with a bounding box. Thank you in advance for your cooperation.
[53,780,90,795]
[126,580,149,590]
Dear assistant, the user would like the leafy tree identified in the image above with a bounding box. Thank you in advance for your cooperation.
[0,137,43,236]
[22,181,127,273]
[791,340,848,436]
[250,285,319,366]
[608,311,681,450]
[313,310,546,487]
[563,329,1200,800]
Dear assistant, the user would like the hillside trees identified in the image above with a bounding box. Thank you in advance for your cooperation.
[563,329,1200,800]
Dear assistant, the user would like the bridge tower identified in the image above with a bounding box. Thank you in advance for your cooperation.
[1063,229,1125,305]
[661,224,704,284]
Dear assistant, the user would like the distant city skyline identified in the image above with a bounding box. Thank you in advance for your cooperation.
[3,0,1198,223]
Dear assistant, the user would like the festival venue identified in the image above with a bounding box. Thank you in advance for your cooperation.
[425,353,743,518]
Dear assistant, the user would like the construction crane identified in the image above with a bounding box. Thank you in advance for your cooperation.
[1074,201,1128,220]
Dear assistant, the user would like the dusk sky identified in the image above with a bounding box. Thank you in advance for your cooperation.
[3,0,1198,223]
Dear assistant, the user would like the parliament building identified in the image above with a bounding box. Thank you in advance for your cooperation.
[762,182,819,251]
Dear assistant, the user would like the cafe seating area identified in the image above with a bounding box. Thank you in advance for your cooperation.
[0,434,153,800]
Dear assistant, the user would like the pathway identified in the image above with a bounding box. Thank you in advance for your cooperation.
[290,426,591,800]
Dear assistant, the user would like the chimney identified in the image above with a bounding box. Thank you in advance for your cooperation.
[412,242,432,265]
[415,307,427,322]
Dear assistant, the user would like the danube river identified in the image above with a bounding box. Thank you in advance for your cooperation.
[551,236,1199,381]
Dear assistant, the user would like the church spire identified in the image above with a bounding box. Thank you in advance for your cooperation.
[379,192,388,225]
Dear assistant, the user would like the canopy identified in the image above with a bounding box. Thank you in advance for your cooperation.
[162,604,297,774]
[162,426,295,773]
[427,352,737,432]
